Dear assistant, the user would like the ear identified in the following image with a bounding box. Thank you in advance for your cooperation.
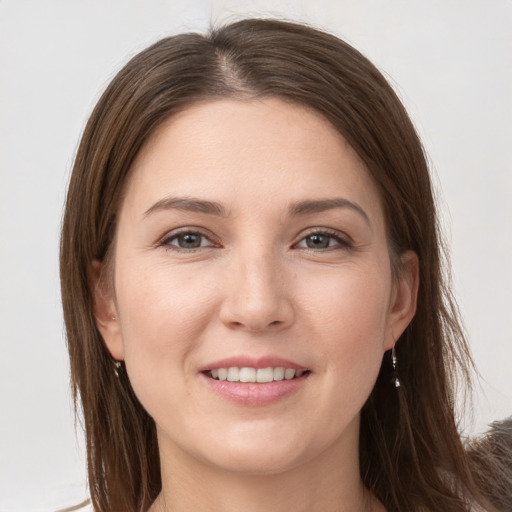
[384,250,419,350]
[91,259,125,361]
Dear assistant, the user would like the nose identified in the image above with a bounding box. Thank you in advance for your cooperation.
[219,248,295,333]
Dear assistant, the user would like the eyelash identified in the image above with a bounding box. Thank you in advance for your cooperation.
[295,228,352,251]
[159,229,218,252]
[158,228,352,252]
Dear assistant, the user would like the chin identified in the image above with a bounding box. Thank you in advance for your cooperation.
[188,422,325,476]
[205,444,308,476]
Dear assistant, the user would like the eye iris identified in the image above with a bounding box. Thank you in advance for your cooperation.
[178,233,202,248]
[306,234,330,249]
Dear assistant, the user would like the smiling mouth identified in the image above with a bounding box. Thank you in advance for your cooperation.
[205,367,310,383]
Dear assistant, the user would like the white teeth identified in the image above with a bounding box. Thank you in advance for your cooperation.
[227,367,240,382]
[208,366,306,382]
[256,367,273,383]
[284,368,296,380]
[239,367,256,382]
[273,367,285,381]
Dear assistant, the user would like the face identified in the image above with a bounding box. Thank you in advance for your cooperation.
[95,98,417,476]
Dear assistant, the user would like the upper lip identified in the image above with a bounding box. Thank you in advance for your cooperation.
[199,356,308,372]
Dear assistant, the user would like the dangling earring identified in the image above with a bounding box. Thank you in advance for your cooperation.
[114,360,122,378]
[391,345,401,388]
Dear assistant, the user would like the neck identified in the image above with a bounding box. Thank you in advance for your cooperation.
[150,418,384,512]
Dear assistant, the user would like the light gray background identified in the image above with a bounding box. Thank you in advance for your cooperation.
[1,1,511,510]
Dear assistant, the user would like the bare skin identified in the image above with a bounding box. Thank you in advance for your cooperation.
[149,415,386,512]
[94,98,417,512]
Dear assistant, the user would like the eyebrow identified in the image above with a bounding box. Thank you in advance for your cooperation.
[144,197,228,217]
[288,198,370,225]
[144,196,370,225]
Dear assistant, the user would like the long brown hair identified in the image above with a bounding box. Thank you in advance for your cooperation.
[61,18,496,511]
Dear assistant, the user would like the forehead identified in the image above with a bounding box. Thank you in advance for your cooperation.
[122,97,383,224]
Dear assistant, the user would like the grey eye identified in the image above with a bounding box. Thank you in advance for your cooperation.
[172,233,205,249]
[304,234,332,249]
[296,231,350,251]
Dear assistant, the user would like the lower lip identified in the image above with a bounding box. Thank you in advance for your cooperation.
[201,372,310,406]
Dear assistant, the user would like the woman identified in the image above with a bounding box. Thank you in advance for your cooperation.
[60,18,507,512]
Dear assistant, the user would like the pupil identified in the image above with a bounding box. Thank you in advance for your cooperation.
[180,234,201,248]
[307,234,329,249]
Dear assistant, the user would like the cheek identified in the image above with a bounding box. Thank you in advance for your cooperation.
[113,260,226,428]
[114,260,219,376]
[299,262,391,340]
[297,263,391,390]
